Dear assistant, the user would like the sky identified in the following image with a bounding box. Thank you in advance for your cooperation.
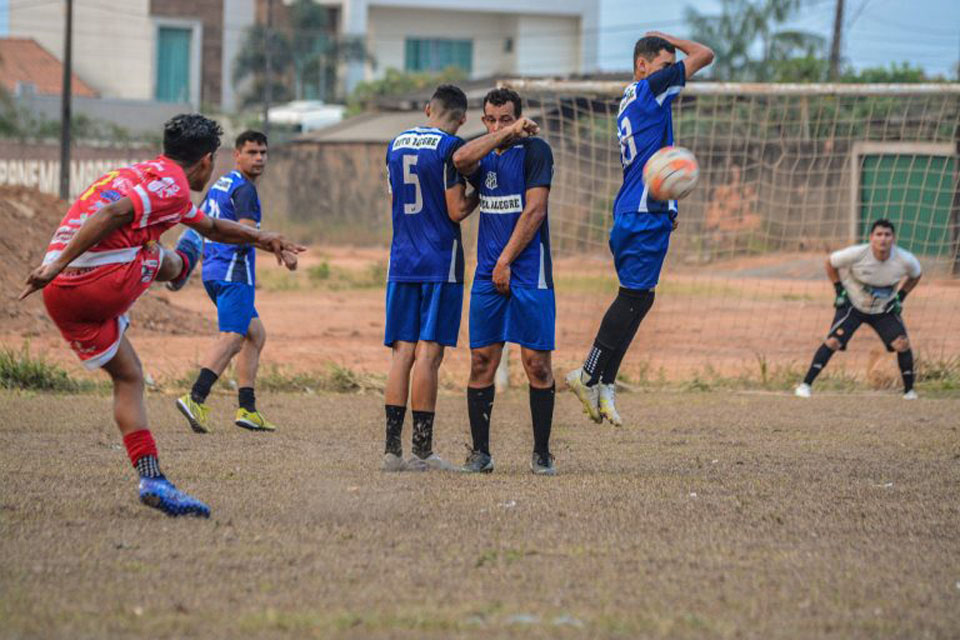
[598,0,960,79]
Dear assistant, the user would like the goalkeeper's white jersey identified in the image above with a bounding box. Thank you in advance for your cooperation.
[829,244,922,314]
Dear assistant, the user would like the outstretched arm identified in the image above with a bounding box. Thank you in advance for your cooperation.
[19,198,136,299]
[452,117,540,176]
[646,31,714,78]
[184,215,306,270]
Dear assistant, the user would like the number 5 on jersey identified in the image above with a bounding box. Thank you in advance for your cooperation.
[402,155,422,214]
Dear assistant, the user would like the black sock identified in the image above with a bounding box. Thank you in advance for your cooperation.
[530,384,555,456]
[584,288,655,386]
[898,350,915,393]
[135,455,163,479]
[601,290,654,384]
[190,367,218,403]
[467,385,495,455]
[238,387,256,412]
[411,411,435,459]
[803,344,835,385]
[385,405,406,456]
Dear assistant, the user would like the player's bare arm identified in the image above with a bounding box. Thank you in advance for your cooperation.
[491,186,549,295]
[19,197,136,299]
[445,184,480,223]
[185,215,305,270]
[645,31,714,78]
[452,117,540,176]
[825,258,841,285]
[900,274,922,295]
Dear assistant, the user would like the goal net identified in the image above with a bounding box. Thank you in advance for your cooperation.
[500,80,960,386]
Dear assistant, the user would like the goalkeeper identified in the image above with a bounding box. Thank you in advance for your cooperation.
[796,219,922,399]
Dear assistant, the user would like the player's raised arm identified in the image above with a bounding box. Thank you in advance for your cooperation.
[645,31,714,78]
[20,198,136,300]
[452,117,539,176]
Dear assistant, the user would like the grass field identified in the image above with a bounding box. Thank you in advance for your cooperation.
[1,389,958,639]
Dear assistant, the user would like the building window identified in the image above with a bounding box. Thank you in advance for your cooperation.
[156,26,192,103]
[404,38,473,74]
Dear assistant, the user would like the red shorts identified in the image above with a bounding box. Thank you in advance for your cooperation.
[42,244,162,369]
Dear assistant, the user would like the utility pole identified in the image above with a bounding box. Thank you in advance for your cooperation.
[828,0,844,81]
[262,0,273,138]
[58,0,73,200]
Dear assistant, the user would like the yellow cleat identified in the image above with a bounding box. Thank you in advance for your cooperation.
[176,394,212,434]
[235,408,277,432]
[565,368,602,424]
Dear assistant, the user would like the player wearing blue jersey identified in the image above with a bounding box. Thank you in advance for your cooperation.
[567,32,713,426]
[382,85,479,472]
[452,88,558,476]
[173,131,290,433]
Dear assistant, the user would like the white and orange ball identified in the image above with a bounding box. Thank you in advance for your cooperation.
[642,146,699,201]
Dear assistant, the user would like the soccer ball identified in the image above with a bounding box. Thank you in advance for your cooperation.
[643,146,699,201]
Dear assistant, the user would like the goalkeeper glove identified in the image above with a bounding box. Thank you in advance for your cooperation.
[884,290,907,315]
[832,281,849,308]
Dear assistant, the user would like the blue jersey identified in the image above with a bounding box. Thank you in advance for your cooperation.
[472,137,554,289]
[200,170,261,285]
[386,127,466,283]
[614,61,686,216]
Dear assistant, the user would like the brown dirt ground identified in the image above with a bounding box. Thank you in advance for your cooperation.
[1,391,958,638]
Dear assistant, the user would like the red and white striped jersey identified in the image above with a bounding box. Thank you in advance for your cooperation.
[43,155,205,268]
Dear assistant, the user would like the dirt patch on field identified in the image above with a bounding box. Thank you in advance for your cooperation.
[0,391,958,638]
[0,186,208,338]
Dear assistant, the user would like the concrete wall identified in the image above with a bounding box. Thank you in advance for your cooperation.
[9,0,154,101]
[513,14,581,76]
[13,94,192,137]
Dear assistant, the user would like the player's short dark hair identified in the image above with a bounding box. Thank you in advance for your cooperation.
[483,88,522,117]
[163,114,222,166]
[235,130,268,149]
[430,84,468,120]
[870,218,896,234]
[634,36,676,66]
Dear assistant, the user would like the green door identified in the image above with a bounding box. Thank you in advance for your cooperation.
[860,154,957,257]
[156,27,191,103]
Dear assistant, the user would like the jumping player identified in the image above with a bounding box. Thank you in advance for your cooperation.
[566,32,714,426]
[19,114,304,517]
[173,130,281,434]
[452,88,557,475]
[796,219,922,399]
[381,85,478,472]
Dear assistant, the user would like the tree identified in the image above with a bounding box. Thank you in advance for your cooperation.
[685,0,826,81]
[233,0,367,107]
[346,67,468,116]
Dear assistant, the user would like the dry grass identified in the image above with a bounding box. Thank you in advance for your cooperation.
[1,390,958,639]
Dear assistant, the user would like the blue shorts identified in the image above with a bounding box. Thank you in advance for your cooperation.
[203,280,259,336]
[384,281,463,348]
[609,212,674,290]
[469,279,555,351]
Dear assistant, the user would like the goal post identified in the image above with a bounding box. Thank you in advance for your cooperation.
[495,80,960,384]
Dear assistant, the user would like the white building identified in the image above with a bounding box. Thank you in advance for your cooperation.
[319,0,600,92]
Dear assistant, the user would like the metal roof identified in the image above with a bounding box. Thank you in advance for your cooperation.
[293,108,488,144]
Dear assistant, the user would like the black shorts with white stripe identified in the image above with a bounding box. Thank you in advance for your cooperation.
[826,305,907,352]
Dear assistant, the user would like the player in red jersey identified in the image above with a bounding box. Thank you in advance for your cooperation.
[19,114,305,517]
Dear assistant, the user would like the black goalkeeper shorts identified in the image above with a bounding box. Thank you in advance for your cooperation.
[826,305,908,352]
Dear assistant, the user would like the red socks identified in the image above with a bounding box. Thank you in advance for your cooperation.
[174,250,191,281]
[123,429,157,467]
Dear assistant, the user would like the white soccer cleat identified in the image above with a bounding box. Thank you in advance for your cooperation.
[794,383,812,398]
[903,390,918,400]
[381,452,408,472]
[565,368,602,423]
[598,383,623,427]
[406,453,456,472]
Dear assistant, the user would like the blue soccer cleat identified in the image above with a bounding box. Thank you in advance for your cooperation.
[138,476,211,518]
[165,228,203,291]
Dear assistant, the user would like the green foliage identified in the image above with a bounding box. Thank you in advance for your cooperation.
[841,62,931,83]
[0,344,84,392]
[233,0,366,107]
[685,0,826,81]
[346,67,469,116]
